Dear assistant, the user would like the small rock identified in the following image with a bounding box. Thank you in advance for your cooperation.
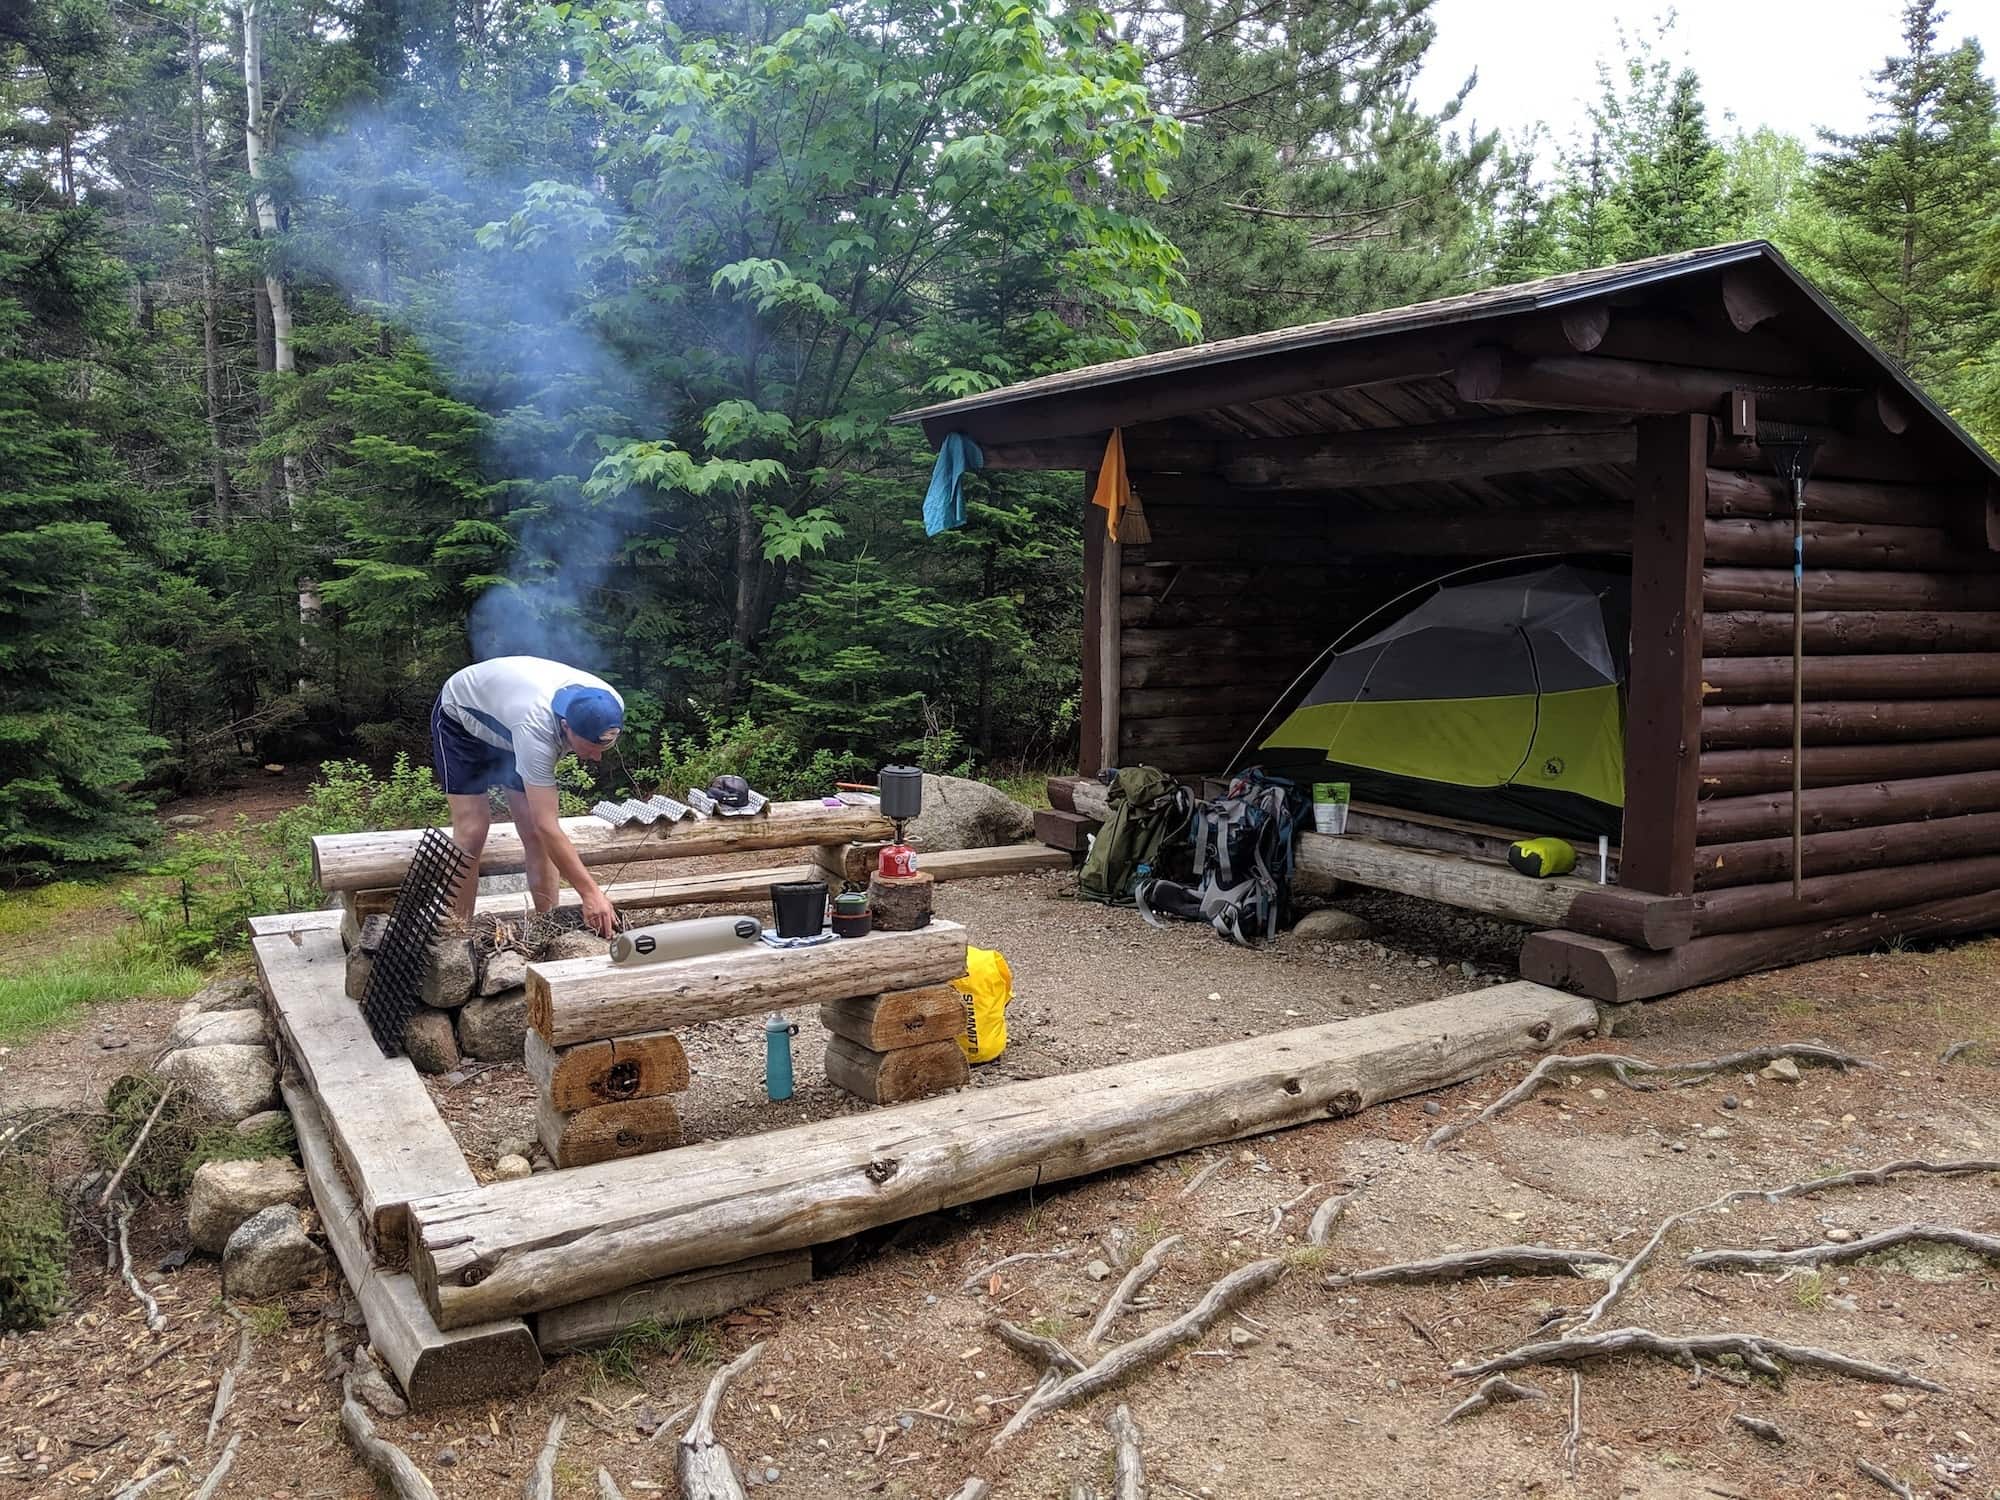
[1422,1100,1442,1117]
[188,1158,307,1254]
[764,1468,780,1483]
[402,1009,459,1075]
[1228,1326,1258,1347]
[1759,1058,1802,1084]
[457,990,528,1062]
[479,949,529,996]
[1670,1141,1687,1153]
[222,1204,327,1298]
[437,1448,457,1468]
[1460,961,1478,980]
[1085,1259,1112,1282]
[543,930,607,962]
[1878,1393,1910,1413]
[493,1155,532,1181]
[162,812,210,829]
[1237,1150,1257,1165]
[530,1159,552,1173]
[1587,1087,1607,1101]
[897,1414,915,1430]
[496,1136,534,1162]
[157,1043,279,1122]
[421,937,479,1008]
[1702,1125,1729,1140]
[1721,1093,1740,1110]
[97,1032,130,1051]
[1825,1227,1857,1243]
[169,1008,267,1048]
[443,1071,468,1087]
[1292,909,1374,942]
[235,1109,289,1138]
[186,977,261,1013]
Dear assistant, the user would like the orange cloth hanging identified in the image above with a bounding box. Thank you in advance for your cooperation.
[1089,429,1150,543]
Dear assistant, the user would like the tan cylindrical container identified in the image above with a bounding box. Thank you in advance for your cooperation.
[608,915,760,966]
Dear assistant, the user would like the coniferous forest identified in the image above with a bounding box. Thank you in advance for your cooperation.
[4,0,1998,883]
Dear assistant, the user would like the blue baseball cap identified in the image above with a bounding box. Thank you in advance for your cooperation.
[551,684,623,745]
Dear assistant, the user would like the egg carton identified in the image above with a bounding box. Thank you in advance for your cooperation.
[590,794,695,827]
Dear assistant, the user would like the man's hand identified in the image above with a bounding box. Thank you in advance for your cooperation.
[580,885,616,939]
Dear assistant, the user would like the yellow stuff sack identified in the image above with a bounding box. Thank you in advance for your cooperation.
[951,947,1013,1064]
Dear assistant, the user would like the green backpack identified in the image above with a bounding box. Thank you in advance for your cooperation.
[1078,766,1193,906]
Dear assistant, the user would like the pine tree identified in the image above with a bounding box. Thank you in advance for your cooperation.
[1799,0,2000,399]
[1622,69,1733,256]
[0,205,163,879]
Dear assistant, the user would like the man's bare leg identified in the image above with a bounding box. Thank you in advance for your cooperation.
[445,792,493,922]
[503,789,560,912]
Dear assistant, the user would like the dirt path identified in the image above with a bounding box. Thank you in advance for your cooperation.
[3,879,1996,1499]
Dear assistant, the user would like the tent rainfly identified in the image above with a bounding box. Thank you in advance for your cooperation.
[895,241,2000,1004]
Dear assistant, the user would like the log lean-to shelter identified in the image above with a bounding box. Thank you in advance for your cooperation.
[896,241,2000,1004]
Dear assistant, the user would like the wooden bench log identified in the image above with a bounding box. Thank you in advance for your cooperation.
[312,801,895,892]
[525,1028,689,1112]
[526,921,970,1047]
[1293,834,1689,949]
[819,987,965,1051]
[407,982,1601,1328]
[823,1037,970,1104]
[280,1077,540,1408]
[536,1096,683,1168]
[254,930,475,1250]
[479,864,817,922]
[1522,885,2000,1003]
[533,1252,813,1356]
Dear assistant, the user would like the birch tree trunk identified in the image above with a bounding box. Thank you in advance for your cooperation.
[189,9,230,521]
[240,0,318,628]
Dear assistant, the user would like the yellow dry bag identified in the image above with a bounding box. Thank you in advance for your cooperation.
[952,947,1014,1064]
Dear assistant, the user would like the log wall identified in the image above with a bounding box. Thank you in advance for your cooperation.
[1694,466,2000,932]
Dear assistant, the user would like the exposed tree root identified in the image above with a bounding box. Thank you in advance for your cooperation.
[207,1305,250,1447]
[1731,1412,1786,1443]
[115,1199,164,1333]
[110,1463,182,1499]
[596,1467,625,1500]
[1177,1157,1228,1199]
[1856,1458,1917,1500]
[944,1482,992,1500]
[1087,1236,1182,1348]
[1306,1188,1360,1247]
[524,1415,565,1500]
[961,1248,1075,1294]
[188,1433,241,1500]
[1267,1182,1319,1236]
[1440,1374,1544,1425]
[1940,1039,1976,1064]
[1326,1246,1621,1288]
[1456,1327,1945,1393]
[1563,1373,1582,1478]
[992,1259,1284,1450]
[1689,1222,2000,1272]
[1106,1404,1146,1500]
[678,1342,764,1500]
[1426,1044,1868,1150]
[340,1374,437,1500]
[988,1317,1085,1375]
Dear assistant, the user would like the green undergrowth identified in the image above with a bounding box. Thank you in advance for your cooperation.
[0,936,201,1044]
[95,1075,296,1199]
[0,1163,68,1332]
[586,1316,723,1388]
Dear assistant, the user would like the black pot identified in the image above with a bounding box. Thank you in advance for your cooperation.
[770,880,828,939]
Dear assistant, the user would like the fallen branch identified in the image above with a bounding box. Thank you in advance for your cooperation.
[1939,1039,1976,1065]
[188,1433,241,1500]
[341,1374,438,1500]
[99,1085,175,1212]
[1731,1412,1786,1443]
[1456,1327,1946,1393]
[1087,1236,1182,1348]
[992,1259,1285,1449]
[111,1461,183,1499]
[597,1467,626,1500]
[678,1341,764,1500]
[945,1483,992,1500]
[960,1248,1074,1294]
[207,1305,251,1448]
[1440,1374,1543,1425]
[1689,1222,2000,1272]
[1563,1373,1582,1478]
[1178,1157,1228,1199]
[1267,1182,1319,1236]
[988,1317,1085,1375]
[1856,1458,1917,1500]
[1305,1188,1360,1247]
[524,1414,565,1500]
[1427,1044,1867,1150]
[1106,1404,1146,1500]
[1326,1246,1621,1287]
[115,1200,164,1333]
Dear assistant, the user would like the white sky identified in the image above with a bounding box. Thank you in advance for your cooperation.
[1414,0,1999,151]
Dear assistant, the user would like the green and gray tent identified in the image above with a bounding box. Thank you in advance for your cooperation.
[1250,561,1630,840]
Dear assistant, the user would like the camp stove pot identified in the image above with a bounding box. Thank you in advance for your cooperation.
[877,765,923,821]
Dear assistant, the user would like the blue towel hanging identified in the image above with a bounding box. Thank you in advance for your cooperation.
[922,431,984,536]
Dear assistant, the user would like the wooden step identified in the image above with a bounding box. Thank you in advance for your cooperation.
[1034,808,1100,853]
[824,1036,971,1104]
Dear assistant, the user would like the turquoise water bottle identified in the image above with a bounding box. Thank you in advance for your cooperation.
[764,1013,799,1101]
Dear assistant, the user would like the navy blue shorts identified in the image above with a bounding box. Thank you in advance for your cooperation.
[430,696,525,795]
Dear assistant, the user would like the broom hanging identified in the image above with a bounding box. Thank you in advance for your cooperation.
[1756,424,1820,899]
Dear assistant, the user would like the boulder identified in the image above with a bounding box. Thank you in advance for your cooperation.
[457,990,527,1062]
[168,1008,267,1049]
[235,1109,290,1138]
[906,774,1035,852]
[402,1009,459,1075]
[542,930,604,962]
[479,948,529,996]
[421,935,478,1008]
[188,1158,306,1254]
[222,1205,327,1299]
[185,976,261,1014]
[1293,908,1375,942]
[162,812,210,830]
[157,1044,278,1122]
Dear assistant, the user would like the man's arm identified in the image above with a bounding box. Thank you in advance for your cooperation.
[517,783,617,937]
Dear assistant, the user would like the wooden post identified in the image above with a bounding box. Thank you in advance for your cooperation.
[1622,414,1708,896]
[1081,469,1120,773]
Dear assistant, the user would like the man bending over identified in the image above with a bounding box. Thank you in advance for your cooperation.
[430,655,623,936]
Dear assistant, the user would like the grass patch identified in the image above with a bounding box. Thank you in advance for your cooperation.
[246,1303,289,1336]
[0,937,202,1043]
[987,772,1054,811]
[1282,1245,1331,1271]
[1025,1314,1068,1339]
[1788,1271,1827,1310]
[0,881,117,939]
[586,1317,722,1387]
